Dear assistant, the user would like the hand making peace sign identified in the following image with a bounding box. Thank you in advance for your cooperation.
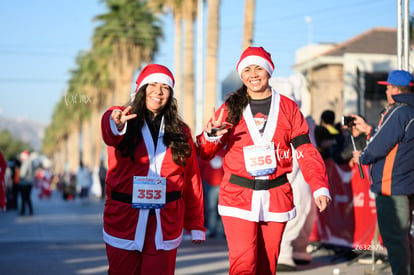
[111,106,137,130]
[205,107,232,136]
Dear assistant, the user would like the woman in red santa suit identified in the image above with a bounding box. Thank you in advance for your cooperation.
[197,47,331,275]
[101,64,205,275]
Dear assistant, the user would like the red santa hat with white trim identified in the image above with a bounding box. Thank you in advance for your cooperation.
[134,64,175,93]
[236,46,275,77]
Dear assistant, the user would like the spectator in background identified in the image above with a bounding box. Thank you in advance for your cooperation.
[6,157,21,210]
[198,148,225,238]
[0,150,7,211]
[98,160,107,201]
[314,125,335,160]
[62,170,77,201]
[320,110,339,135]
[76,160,92,201]
[19,151,36,215]
[320,110,344,159]
[270,77,319,271]
[353,69,414,275]
[335,115,368,167]
[36,164,52,199]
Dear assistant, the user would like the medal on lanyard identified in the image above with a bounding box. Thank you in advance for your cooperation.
[132,176,166,209]
[243,142,277,176]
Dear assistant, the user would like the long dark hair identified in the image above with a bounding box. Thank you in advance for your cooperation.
[117,85,191,166]
[225,85,250,125]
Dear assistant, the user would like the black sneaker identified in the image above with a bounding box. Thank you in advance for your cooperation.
[294,259,311,265]
[276,263,297,272]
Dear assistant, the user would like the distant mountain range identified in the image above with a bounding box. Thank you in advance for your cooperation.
[0,116,46,151]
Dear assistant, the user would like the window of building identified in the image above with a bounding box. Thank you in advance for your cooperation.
[364,72,388,100]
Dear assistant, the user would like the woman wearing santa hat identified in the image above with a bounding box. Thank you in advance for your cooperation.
[101,64,205,274]
[196,47,331,274]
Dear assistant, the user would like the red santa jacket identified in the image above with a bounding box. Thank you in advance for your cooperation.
[196,90,330,222]
[198,148,225,186]
[101,106,205,251]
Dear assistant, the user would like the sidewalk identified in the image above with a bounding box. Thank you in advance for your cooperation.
[0,190,392,275]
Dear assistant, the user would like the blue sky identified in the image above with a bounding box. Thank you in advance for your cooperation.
[0,0,401,124]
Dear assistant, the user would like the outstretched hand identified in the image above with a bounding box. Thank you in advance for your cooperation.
[352,150,361,164]
[315,195,331,212]
[351,114,372,135]
[111,106,137,130]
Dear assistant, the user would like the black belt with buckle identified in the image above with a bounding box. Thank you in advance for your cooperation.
[111,191,181,204]
[229,174,287,190]
[111,190,182,216]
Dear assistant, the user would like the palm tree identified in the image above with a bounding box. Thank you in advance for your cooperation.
[89,0,164,170]
[93,0,163,106]
[243,0,255,50]
[146,1,185,115]
[204,0,220,125]
[42,99,70,174]
[74,50,111,169]
[181,0,197,131]
[148,0,223,134]
[43,52,98,174]
[64,61,92,173]
[43,0,173,173]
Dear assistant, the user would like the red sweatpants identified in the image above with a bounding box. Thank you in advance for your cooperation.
[105,215,177,275]
[222,216,287,275]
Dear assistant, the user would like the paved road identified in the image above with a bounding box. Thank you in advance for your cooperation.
[0,191,392,275]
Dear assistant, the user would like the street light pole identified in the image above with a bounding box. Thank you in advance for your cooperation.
[397,0,410,70]
[195,0,204,135]
[398,0,402,69]
[305,16,312,45]
[403,0,409,71]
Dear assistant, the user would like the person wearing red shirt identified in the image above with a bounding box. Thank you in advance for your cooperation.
[198,147,225,238]
[197,47,331,274]
[101,64,205,274]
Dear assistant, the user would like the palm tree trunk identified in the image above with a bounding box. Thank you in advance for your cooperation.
[67,125,80,173]
[82,119,93,168]
[61,138,68,174]
[204,0,220,125]
[243,0,255,50]
[183,1,196,131]
[91,108,103,168]
[53,141,64,175]
[174,12,184,116]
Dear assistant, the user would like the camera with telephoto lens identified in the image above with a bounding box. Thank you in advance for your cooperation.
[342,115,355,127]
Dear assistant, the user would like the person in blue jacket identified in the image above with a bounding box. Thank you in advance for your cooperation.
[353,69,414,275]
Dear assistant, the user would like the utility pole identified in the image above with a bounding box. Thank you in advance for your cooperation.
[397,0,410,70]
[305,16,313,45]
[195,0,204,135]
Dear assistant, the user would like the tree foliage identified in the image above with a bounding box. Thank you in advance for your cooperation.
[0,130,32,160]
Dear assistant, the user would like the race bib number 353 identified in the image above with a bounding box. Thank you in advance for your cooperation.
[132,176,166,209]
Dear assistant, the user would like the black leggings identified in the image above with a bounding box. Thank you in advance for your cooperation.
[20,185,33,214]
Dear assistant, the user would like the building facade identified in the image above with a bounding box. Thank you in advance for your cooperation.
[292,27,405,126]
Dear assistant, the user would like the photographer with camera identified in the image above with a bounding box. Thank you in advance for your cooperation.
[335,115,368,170]
[320,110,345,159]
[352,69,414,275]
